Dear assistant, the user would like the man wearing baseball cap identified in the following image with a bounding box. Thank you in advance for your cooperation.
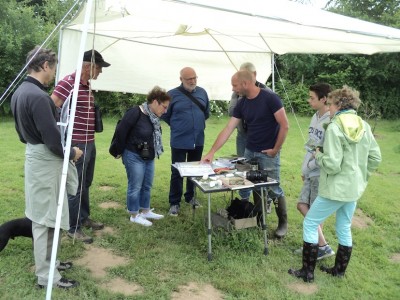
[51,49,111,244]
[83,49,111,68]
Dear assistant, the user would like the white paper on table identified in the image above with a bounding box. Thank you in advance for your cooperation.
[172,161,215,177]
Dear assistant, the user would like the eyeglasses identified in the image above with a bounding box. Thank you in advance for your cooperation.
[182,76,198,81]
[159,102,168,110]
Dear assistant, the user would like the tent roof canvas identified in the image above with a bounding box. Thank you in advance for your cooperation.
[58,0,400,100]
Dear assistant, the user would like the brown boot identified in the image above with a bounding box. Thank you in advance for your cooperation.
[274,196,287,238]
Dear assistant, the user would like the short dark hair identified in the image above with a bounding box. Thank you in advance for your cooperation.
[26,46,57,73]
[309,83,332,100]
[147,86,170,104]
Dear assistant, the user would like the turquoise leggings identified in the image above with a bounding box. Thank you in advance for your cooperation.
[303,196,357,247]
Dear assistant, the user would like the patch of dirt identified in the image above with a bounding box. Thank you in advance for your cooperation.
[171,282,224,300]
[98,186,114,191]
[74,247,223,298]
[352,208,373,229]
[74,245,129,278]
[99,201,123,209]
[287,282,318,295]
[74,245,144,296]
[93,226,116,237]
[389,253,400,263]
[102,277,144,296]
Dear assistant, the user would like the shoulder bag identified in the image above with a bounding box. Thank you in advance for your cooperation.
[178,86,206,115]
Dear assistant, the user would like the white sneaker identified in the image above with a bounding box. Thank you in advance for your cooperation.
[141,209,164,220]
[130,214,152,227]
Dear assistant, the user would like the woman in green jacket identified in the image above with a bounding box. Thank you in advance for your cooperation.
[289,85,382,283]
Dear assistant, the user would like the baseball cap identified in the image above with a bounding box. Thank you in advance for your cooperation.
[83,50,111,67]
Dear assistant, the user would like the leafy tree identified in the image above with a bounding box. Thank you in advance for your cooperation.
[0,0,77,115]
[278,0,400,119]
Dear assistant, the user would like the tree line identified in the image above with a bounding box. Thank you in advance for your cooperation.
[1,0,399,119]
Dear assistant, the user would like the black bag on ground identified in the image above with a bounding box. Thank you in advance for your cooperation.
[226,198,257,219]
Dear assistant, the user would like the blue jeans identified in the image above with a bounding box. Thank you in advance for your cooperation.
[239,148,284,199]
[303,196,357,246]
[68,142,96,233]
[122,150,154,214]
[236,129,247,157]
[169,146,204,206]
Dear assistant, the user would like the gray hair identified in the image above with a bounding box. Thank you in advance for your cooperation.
[240,62,256,73]
[26,46,57,73]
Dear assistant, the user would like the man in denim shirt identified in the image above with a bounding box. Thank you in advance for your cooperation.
[162,67,210,216]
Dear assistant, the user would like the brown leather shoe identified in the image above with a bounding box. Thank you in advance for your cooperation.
[82,218,104,230]
[67,229,93,244]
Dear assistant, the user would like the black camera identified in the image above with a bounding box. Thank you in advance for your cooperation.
[137,142,150,160]
[246,170,269,182]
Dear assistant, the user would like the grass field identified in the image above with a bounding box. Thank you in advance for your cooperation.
[0,114,399,299]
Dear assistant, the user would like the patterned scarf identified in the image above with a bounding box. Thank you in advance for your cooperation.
[142,102,163,158]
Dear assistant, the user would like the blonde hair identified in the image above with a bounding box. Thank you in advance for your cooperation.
[328,85,361,110]
[235,70,254,82]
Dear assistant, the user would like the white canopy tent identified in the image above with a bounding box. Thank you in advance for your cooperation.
[58,0,400,100]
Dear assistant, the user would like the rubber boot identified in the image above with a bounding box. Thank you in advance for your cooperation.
[274,196,288,238]
[320,244,352,277]
[288,241,319,282]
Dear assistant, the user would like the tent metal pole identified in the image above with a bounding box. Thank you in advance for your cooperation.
[271,53,275,92]
[55,29,64,86]
[45,0,94,298]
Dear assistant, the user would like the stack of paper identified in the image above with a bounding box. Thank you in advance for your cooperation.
[172,161,215,177]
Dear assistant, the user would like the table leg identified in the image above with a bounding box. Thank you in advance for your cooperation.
[260,188,269,255]
[192,185,197,219]
[207,193,212,261]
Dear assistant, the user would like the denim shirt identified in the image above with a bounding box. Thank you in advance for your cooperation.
[162,85,210,149]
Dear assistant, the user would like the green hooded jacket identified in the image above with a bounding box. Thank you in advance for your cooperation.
[315,110,381,202]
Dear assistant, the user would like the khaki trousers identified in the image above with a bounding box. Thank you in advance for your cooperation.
[32,221,62,286]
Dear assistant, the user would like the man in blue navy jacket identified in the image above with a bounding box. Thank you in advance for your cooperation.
[162,67,210,216]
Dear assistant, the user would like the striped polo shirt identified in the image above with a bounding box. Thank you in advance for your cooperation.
[53,72,95,143]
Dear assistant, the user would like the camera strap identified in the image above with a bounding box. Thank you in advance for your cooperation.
[178,86,206,115]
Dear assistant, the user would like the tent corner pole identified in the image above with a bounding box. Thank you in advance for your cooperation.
[271,53,275,92]
[45,0,94,299]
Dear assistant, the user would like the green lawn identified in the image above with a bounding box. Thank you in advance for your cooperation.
[0,114,399,299]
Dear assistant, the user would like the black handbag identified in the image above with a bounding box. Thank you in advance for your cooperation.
[94,104,103,133]
[109,120,121,158]
[109,106,140,158]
